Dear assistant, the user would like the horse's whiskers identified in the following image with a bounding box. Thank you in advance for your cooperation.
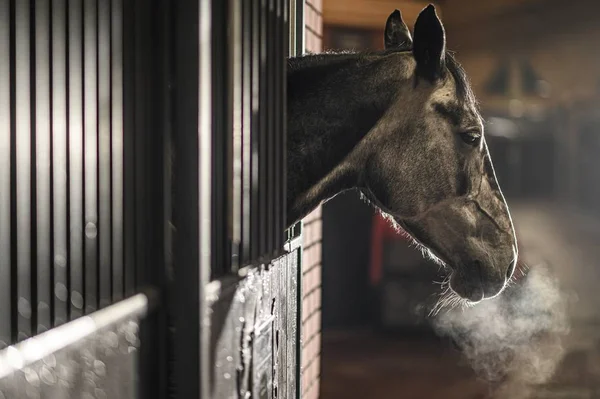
[429,277,466,317]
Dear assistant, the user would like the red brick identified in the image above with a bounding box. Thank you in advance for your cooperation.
[302,371,309,394]
[312,379,320,399]
[314,266,321,287]
[301,8,322,396]
[312,268,320,291]
[312,0,322,13]
[303,246,313,271]
[315,289,321,310]
[302,297,309,322]
[307,314,315,339]
[304,268,313,293]
[303,271,311,294]
[315,14,323,36]
[308,291,316,315]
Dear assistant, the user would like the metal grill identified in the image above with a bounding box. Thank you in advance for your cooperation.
[0,0,303,397]
[0,0,135,348]
[208,0,290,278]
[0,0,169,396]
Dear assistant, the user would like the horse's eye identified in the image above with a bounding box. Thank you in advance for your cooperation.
[460,131,481,146]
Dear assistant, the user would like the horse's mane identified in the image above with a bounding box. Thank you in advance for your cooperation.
[288,43,476,106]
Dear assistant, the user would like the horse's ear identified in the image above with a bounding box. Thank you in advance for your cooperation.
[413,4,446,82]
[384,9,412,49]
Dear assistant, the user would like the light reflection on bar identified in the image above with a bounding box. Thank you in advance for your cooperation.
[36,0,52,333]
[16,0,32,341]
[98,0,112,310]
[111,0,125,303]
[0,292,149,380]
[84,0,99,315]
[69,0,85,321]
[0,0,11,348]
[52,0,69,328]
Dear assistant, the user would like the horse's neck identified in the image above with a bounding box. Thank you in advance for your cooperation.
[286,52,404,225]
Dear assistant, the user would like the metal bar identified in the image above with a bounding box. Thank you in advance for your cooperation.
[0,0,11,349]
[275,0,284,251]
[68,0,85,320]
[241,0,252,264]
[259,0,267,257]
[281,0,289,247]
[295,0,305,56]
[111,0,124,303]
[274,0,280,251]
[291,4,304,398]
[210,0,228,277]
[292,247,302,399]
[122,0,135,298]
[0,291,150,380]
[199,0,213,394]
[15,0,32,342]
[230,0,242,271]
[172,0,208,396]
[35,0,52,334]
[52,0,69,328]
[288,0,296,56]
[98,0,112,310]
[132,0,147,292]
[267,0,275,256]
[250,0,261,262]
[84,0,99,314]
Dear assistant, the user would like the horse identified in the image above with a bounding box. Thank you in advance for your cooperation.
[286,4,518,304]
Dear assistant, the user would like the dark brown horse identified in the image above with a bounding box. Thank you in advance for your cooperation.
[286,5,518,304]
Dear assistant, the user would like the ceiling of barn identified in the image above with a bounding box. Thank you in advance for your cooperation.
[323,0,600,53]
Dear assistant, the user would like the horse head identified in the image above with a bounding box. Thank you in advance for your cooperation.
[362,6,518,303]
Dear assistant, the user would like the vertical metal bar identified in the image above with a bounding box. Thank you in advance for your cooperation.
[133,0,147,293]
[276,0,282,251]
[68,0,85,320]
[230,0,242,271]
[241,0,252,264]
[275,0,283,251]
[111,0,124,303]
[83,0,98,314]
[292,4,305,398]
[267,0,275,256]
[250,0,260,262]
[122,0,135,298]
[172,0,206,395]
[281,0,289,247]
[259,0,267,257]
[288,0,296,56]
[15,0,32,342]
[210,0,227,277]
[35,0,51,333]
[98,0,111,309]
[199,0,213,395]
[295,0,305,56]
[52,0,69,328]
[0,0,11,348]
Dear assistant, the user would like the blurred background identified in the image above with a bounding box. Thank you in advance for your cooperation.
[317,1,600,398]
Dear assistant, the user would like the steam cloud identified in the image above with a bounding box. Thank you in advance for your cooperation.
[431,264,571,399]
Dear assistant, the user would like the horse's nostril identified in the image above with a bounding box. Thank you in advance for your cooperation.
[506,260,516,280]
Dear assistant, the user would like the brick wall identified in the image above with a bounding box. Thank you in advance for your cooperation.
[305,0,323,53]
[301,2,323,399]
